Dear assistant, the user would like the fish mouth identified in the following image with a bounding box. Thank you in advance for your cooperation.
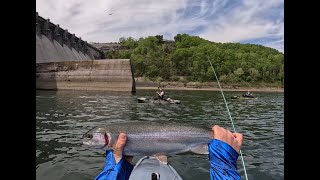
[82,131,110,148]
[105,133,110,147]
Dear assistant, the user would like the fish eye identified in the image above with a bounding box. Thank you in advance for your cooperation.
[86,134,93,139]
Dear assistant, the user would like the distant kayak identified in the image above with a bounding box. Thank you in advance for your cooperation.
[242,94,254,98]
[231,96,258,100]
[137,97,181,104]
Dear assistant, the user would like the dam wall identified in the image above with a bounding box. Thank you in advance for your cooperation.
[36,59,136,92]
[35,12,135,92]
[36,12,104,63]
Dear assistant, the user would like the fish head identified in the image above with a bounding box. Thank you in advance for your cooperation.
[82,127,112,149]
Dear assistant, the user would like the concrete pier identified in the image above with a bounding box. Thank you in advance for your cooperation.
[36,59,136,92]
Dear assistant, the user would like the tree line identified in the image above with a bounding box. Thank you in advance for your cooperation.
[105,34,284,85]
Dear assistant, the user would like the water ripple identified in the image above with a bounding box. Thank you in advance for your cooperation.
[36,90,283,180]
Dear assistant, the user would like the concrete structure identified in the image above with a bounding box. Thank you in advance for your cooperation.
[36,12,135,92]
[36,12,104,63]
[91,42,124,52]
[36,59,136,92]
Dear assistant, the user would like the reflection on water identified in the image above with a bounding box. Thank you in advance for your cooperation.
[36,90,283,180]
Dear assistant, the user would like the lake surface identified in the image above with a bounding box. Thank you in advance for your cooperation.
[36,89,284,180]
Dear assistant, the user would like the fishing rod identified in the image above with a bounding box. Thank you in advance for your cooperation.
[207,57,249,180]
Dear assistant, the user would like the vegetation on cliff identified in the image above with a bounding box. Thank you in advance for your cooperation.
[105,34,284,87]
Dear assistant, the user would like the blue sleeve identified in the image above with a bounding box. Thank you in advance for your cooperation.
[209,139,241,180]
[95,150,134,180]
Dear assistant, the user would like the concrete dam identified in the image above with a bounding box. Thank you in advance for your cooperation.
[36,12,136,92]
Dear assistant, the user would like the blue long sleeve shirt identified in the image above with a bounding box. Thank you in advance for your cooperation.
[208,139,241,180]
[95,139,241,180]
[95,150,133,180]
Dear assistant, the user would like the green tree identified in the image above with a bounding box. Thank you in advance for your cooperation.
[234,68,244,81]
[112,33,283,86]
[248,68,260,82]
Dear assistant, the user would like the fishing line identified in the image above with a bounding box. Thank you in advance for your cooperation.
[207,57,249,180]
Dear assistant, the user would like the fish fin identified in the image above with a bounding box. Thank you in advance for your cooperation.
[190,144,209,154]
[155,154,168,164]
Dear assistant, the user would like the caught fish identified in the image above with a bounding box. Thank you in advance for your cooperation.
[82,122,212,156]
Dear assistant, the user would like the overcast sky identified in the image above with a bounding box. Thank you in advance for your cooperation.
[36,0,284,52]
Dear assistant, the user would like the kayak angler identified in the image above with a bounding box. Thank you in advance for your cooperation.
[82,57,249,180]
[83,123,244,180]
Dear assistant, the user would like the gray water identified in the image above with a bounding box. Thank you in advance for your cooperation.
[36,90,284,180]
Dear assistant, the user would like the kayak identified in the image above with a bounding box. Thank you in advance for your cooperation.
[129,156,183,180]
[137,97,181,104]
[231,96,258,100]
[242,94,254,98]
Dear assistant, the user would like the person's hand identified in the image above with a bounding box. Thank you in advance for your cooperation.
[212,125,243,153]
[113,133,133,164]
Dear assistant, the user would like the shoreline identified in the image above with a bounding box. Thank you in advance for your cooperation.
[136,86,284,92]
[134,80,284,92]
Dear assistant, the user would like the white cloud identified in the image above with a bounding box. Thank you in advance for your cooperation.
[198,0,284,52]
[36,0,284,52]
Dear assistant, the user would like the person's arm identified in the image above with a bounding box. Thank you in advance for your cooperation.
[95,133,133,180]
[209,125,243,180]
